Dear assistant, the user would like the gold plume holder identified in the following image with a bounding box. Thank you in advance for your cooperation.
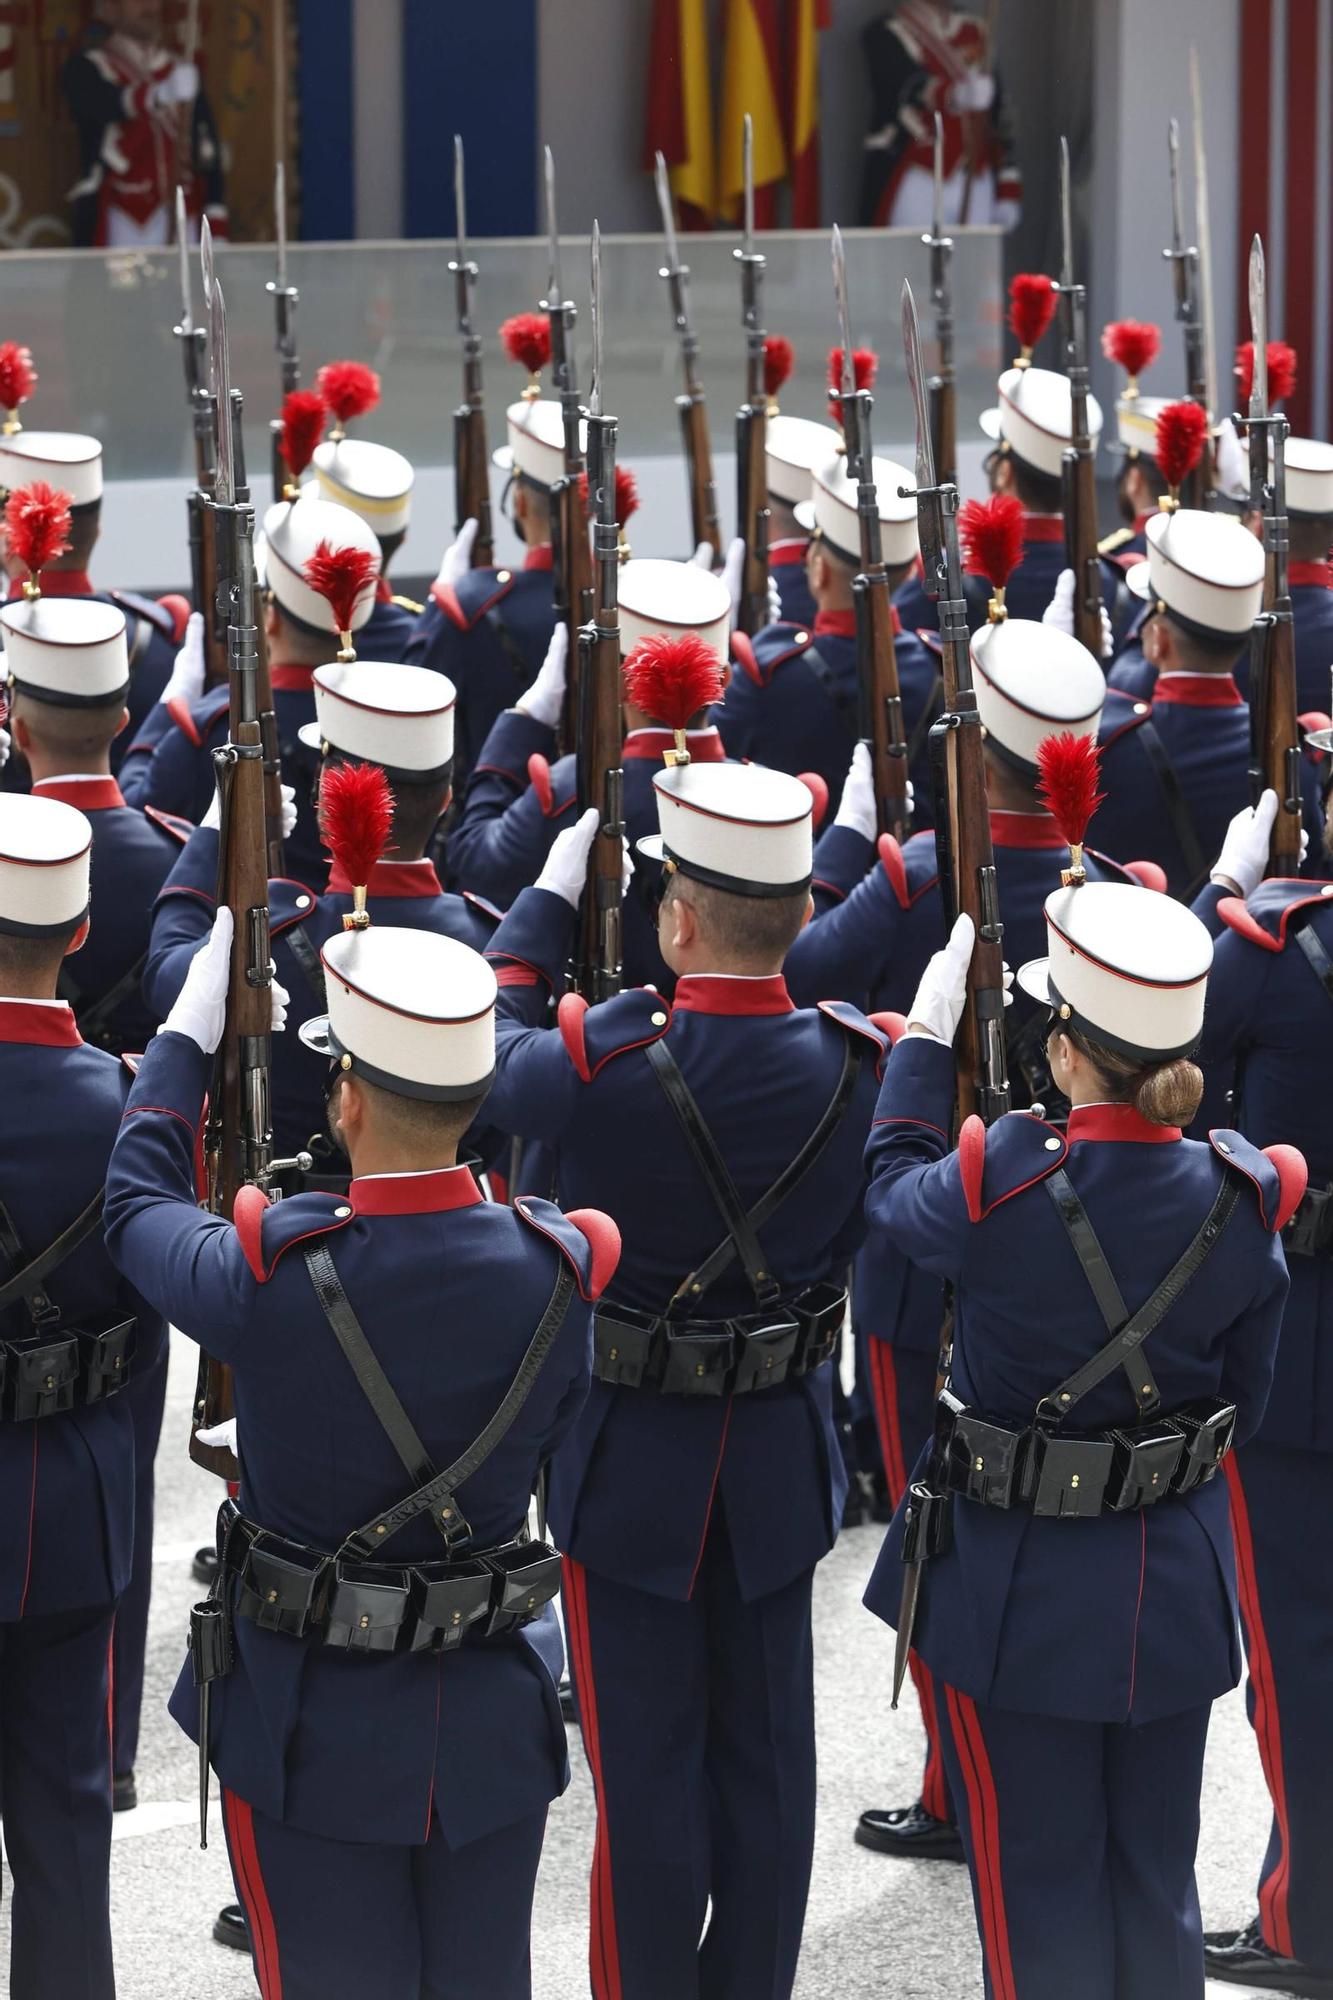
[342,883,371,932]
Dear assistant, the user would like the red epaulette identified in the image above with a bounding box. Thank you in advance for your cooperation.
[1209,1130,1307,1234]
[1217,879,1333,953]
[958,1109,1069,1224]
[527,753,577,820]
[234,1186,354,1284]
[430,567,518,633]
[557,988,672,1083]
[143,806,194,846]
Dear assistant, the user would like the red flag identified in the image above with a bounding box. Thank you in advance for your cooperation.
[645,0,716,229]
[787,0,830,227]
[719,0,786,227]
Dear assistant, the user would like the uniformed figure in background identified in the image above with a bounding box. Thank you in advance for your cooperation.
[306,419,423,663]
[760,407,841,630]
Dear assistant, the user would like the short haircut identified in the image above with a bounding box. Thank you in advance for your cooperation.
[661,868,809,965]
[814,535,912,596]
[1116,455,1167,510]
[320,754,452,856]
[59,499,101,569]
[349,1070,489,1150]
[1161,610,1246,670]
[1289,513,1333,563]
[516,476,553,532]
[11,686,126,758]
[0,918,82,990]
[994,451,1062,517]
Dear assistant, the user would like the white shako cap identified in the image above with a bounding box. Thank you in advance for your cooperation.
[1115,393,1172,459]
[260,494,381,636]
[1281,435,1333,518]
[0,431,102,508]
[309,438,414,539]
[1017,881,1213,1066]
[645,761,813,900]
[0,793,92,937]
[301,927,498,1102]
[970,619,1105,775]
[298,660,456,781]
[765,414,842,507]
[796,449,919,569]
[498,398,587,491]
[1,595,128,707]
[980,367,1104,482]
[1124,508,1265,639]
[619,557,731,663]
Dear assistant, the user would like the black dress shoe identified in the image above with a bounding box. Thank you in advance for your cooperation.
[213,1904,249,1952]
[112,1771,137,1814]
[855,1801,965,1862]
[1204,1916,1333,1995]
[191,1546,217,1586]
[558,1675,577,1723]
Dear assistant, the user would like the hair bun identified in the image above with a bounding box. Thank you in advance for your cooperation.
[1134,1059,1204,1127]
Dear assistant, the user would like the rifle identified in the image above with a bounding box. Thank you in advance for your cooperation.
[922,114,957,490]
[174,185,224,688]
[1163,117,1210,510]
[1189,49,1219,496]
[654,151,721,562]
[733,114,770,637]
[541,147,593,749]
[573,222,625,1005]
[449,136,494,570]
[1242,235,1301,876]
[832,226,911,844]
[901,278,1010,1130]
[265,158,301,501]
[1055,137,1102,660]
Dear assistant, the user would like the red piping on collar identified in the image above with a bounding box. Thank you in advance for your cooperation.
[374,576,393,604]
[988,809,1068,850]
[1290,560,1333,590]
[621,729,725,763]
[32,776,125,812]
[351,1167,485,1215]
[523,544,554,572]
[1067,1104,1181,1144]
[0,1000,82,1047]
[671,974,794,1016]
[1152,674,1243,709]
[269,662,317,693]
[1021,514,1066,543]
[813,609,857,639]
[325,856,442,900]
[768,537,809,565]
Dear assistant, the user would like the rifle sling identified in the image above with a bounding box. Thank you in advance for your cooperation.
[906,673,944,770]
[1293,917,1333,1000]
[284,919,327,1008]
[0,1189,107,1327]
[483,605,538,687]
[58,950,151,1043]
[800,643,858,724]
[1134,721,1209,895]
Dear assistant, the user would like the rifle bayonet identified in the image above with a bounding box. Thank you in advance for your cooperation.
[921,111,957,486]
[902,282,943,592]
[175,184,192,332]
[543,144,563,313]
[1058,134,1074,291]
[454,132,468,268]
[208,269,234,508]
[654,150,681,280]
[1190,47,1218,430]
[831,223,855,403]
[266,159,300,403]
[1249,234,1268,422]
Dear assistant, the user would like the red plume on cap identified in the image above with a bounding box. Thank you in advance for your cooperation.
[0,342,37,430]
[577,463,641,526]
[279,389,327,487]
[1008,272,1057,364]
[320,761,395,927]
[763,335,794,405]
[3,481,72,596]
[302,539,378,657]
[1036,731,1104,885]
[624,632,726,762]
[1100,319,1160,392]
[826,345,877,421]
[500,313,552,390]
[315,360,381,438]
[1235,339,1298,406]
[958,493,1024,619]
[1154,399,1209,503]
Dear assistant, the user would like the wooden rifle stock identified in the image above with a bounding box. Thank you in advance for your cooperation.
[929,377,956,498]
[1061,439,1102,659]
[454,401,494,570]
[1251,425,1301,874]
[735,401,770,637]
[679,395,722,561]
[574,417,624,1002]
[840,385,911,841]
[553,474,594,752]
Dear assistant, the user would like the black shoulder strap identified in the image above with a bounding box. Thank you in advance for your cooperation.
[1133,721,1209,895]
[1294,918,1333,1001]
[645,1037,782,1306]
[59,950,150,1046]
[1040,1167,1240,1423]
[0,1188,107,1327]
[284,919,327,1007]
[905,671,945,769]
[483,602,537,685]
[799,642,858,723]
[303,1241,575,1556]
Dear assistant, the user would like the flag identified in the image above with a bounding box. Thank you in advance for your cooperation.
[718,0,786,225]
[788,0,830,227]
[644,0,715,228]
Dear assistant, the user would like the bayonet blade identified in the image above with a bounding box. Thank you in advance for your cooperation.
[831,225,854,397]
[743,113,754,253]
[931,111,944,243]
[1058,135,1074,287]
[1168,118,1185,254]
[543,145,562,304]
[1249,233,1268,418]
[200,214,214,307]
[209,279,234,506]
[654,150,680,271]
[175,185,192,330]
[589,221,603,420]
[902,280,942,586]
[275,159,287,291]
[454,134,467,262]
[1191,47,1218,423]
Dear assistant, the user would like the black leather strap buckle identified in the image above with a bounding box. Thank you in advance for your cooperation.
[1027,1431,1114,1518]
[790,1282,846,1373]
[6,1332,79,1421]
[592,1305,657,1388]
[659,1323,734,1396]
[189,1596,233,1686]
[76,1315,137,1403]
[1105,1422,1186,1510]
[1170,1398,1237,1493]
[324,1562,411,1653]
[236,1533,331,1637]
[1284,1185,1333,1259]
[731,1310,800,1393]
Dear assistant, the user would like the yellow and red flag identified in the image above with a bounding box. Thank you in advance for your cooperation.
[718,0,786,226]
[644,0,716,229]
[787,0,830,227]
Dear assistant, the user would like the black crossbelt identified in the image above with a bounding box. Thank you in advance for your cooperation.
[1295,918,1333,1000]
[1134,721,1209,895]
[284,920,327,1007]
[800,643,858,723]
[0,1189,106,1326]
[484,605,537,686]
[58,951,150,1047]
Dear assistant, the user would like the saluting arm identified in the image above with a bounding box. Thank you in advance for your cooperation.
[864,1022,972,1280]
[142,826,225,1020]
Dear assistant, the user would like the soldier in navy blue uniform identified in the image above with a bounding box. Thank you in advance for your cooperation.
[863,874,1298,1998]
[482,761,887,1999]
[1240,436,1333,716]
[761,410,842,629]
[718,442,940,824]
[0,790,166,2000]
[305,427,423,662]
[104,913,616,2000]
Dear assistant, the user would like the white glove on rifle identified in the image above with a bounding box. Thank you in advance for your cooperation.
[994,198,1021,234]
[0,726,10,772]
[201,780,297,841]
[534,805,633,908]
[721,536,781,633]
[834,743,876,842]
[690,541,716,570]
[435,517,478,593]
[949,69,995,113]
[516,622,567,728]
[1208,788,1307,897]
[907,914,976,1046]
[160,908,290,1052]
[150,59,199,109]
[159,611,206,709]
[1042,567,1114,663]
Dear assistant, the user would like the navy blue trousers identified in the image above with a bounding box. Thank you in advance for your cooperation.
[221,1789,548,2000]
[1226,1443,1333,1969]
[563,1509,816,2000]
[0,1602,116,2000]
[112,1324,168,1775]
[933,1676,1211,2000]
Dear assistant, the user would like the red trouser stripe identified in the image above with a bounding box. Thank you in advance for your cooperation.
[223,1789,284,2000]
[946,1686,1016,2000]
[1225,1456,1294,1959]
[562,1561,623,2000]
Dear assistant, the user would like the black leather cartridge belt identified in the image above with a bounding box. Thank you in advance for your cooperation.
[1283,1183,1333,1259]
[592,1281,846,1396]
[0,1189,134,1421]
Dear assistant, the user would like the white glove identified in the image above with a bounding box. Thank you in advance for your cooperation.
[435,517,478,592]
[690,541,716,570]
[151,59,199,108]
[516,622,568,728]
[194,1418,238,1461]
[834,743,876,841]
[907,913,975,1046]
[280,783,297,841]
[949,69,995,113]
[766,571,782,627]
[722,537,745,628]
[270,967,290,1033]
[994,197,1021,234]
[159,611,206,709]
[1209,788,1308,897]
[161,908,232,1053]
[536,806,600,908]
[1214,417,1249,504]
[0,726,10,772]
[1041,567,1113,662]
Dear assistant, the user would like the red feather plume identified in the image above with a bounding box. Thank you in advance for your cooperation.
[315,360,381,427]
[500,313,552,376]
[1235,339,1299,406]
[302,539,379,635]
[623,633,726,729]
[3,481,72,580]
[1008,272,1057,355]
[279,389,327,480]
[827,345,877,396]
[0,342,37,412]
[1154,399,1209,491]
[1100,319,1161,382]
[577,463,641,524]
[763,335,795,399]
[1037,733,1105,850]
[958,494,1024,588]
[319,761,395,887]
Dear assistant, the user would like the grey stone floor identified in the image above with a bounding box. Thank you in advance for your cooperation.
[0,1334,1287,1997]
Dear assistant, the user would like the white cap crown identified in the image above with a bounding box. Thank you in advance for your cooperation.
[2,596,129,706]
[311,928,497,1100]
[301,660,456,778]
[803,449,919,569]
[0,431,102,508]
[970,620,1105,772]
[619,557,731,662]
[261,495,382,636]
[310,438,414,538]
[0,793,92,935]
[982,368,1104,481]
[1127,508,1265,638]
[1017,880,1212,1062]
[765,414,843,506]
[649,761,813,898]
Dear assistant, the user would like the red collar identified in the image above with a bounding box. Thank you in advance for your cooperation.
[269,661,316,693]
[349,1167,486,1215]
[7,570,93,600]
[1132,512,1152,536]
[1022,514,1066,544]
[325,857,443,900]
[374,576,393,604]
[813,608,857,639]
[988,809,1068,850]
[523,545,554,573]
[1290,560,1333,590]
[32,776,125,812]
[768,537,809,566]
[621,729,726,763]
[1152,673,1243,709]
[0,1000,82,1047]
[671,974,794,1016]
[1066,1104,1181,1145]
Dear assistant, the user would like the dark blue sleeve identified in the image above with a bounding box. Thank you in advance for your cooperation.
[863,1034,970,1281]
[1223,1236,1287,1445]
[449,711,574,905]
[142,826,220,1019]
[484,888,586,1140]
